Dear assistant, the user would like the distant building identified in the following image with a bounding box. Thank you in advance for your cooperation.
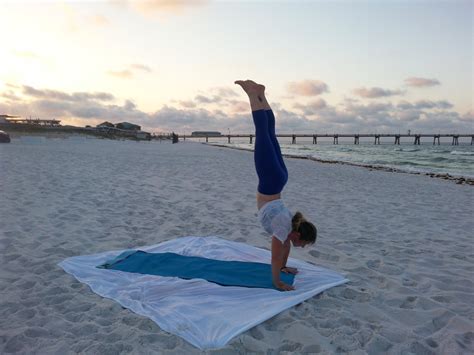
[136,131,151,140]
[96,121,115,128]
[1,116,61,126]
[0,114,20,124]
[116,122,141,131]
[191,131,222,137]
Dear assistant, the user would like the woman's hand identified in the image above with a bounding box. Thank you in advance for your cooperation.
[274,280,295,291]
[281,266,298,275]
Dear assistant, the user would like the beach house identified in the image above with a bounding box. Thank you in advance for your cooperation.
[0,114,20,123]
[115,122,141,131]
[96,121,115,128]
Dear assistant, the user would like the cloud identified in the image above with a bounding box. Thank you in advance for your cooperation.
[345,102,393,115]
[1,91,21,102]
[178,100,197,108]
[194,95,213,104]
[395,109,423,122]
[194,95,222,104]
[404,77,441,87]
[397,100,453,110]
[22,86,115,102]
[149,105,223,131]
[129,0,209,16]
[211,86,238,98]
[287,80,329,96]
[107,63,152,79]
[293,98,327,115]
[460,110,474,122]
[227,100,249,114]
[1,84,471,134]
[6,83,20,89]
[353,87,404,99]
[107,69,134,79]
[130,63,152,72]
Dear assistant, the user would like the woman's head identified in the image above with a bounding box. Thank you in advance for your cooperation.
[291,212,317,247]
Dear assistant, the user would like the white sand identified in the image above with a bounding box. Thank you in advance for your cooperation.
[0,137,473,354]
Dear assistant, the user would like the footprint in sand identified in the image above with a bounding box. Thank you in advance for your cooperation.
[249,327,264,340]
[400,296,417,309]
[425,337,439,349]
[402,278,417,287]
[339,287,372,302]
[455,332,474,350]
[303,344,321,353]
[366,259,382,269]
[413,311,453,337]
[408,341,437,355]
[431,295,452,303]
[309,250,340,262]
[278,341,303,352]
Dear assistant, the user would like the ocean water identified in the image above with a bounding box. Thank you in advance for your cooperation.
[206,137,474,178]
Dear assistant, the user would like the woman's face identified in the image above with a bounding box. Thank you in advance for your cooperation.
[291,233,311,248]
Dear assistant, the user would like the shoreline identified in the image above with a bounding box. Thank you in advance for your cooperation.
[3,129,170,142]
[207,142,474,186]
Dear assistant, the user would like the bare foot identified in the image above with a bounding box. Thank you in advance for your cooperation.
[234,80,265,96]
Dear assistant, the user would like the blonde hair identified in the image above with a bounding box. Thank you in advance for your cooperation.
[291,211,305,232]
[292,211,317,244]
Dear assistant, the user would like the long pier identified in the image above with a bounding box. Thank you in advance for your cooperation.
[182,133,474,145]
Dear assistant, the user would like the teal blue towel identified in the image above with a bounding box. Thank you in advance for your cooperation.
[98,251,294,290]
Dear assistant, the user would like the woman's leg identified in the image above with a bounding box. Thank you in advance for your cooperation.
[233,80,287,177]
[252,109,287,194]
[265,109,288,179]
[235,80,288,195]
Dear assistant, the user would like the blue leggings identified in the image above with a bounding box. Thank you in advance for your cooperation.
[253,109,288,195]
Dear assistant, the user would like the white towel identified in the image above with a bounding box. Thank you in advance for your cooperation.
[58,236,348,350]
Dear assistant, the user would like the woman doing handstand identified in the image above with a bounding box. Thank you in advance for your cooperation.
[235,80,317,291]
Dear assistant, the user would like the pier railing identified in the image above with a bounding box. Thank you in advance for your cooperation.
[182,133,474,145]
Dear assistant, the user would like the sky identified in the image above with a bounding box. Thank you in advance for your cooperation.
[0,0,472,134]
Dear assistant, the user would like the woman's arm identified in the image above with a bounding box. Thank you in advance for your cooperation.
[271,237,294,291]
[281,241,291,268]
